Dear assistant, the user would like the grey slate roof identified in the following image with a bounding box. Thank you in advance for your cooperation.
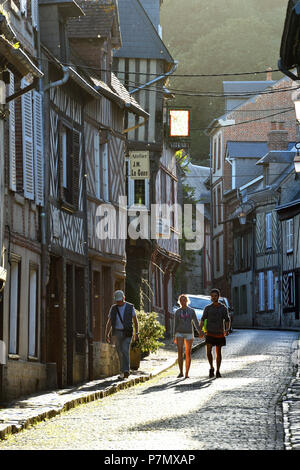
[67,0,121,46]
[182,163,211,220]
[223,81,276,95]
[256,149,296,165]
[113,0,174,63]
[226,141,269,159]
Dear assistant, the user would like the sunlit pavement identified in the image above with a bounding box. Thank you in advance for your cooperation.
[0,329,298,450]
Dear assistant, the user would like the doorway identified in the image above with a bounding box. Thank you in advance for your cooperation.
[295,272,300,321]
[47,256,63,388]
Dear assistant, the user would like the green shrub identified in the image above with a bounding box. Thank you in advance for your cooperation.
[133,311,166,355]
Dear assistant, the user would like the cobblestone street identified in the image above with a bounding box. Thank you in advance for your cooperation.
[0,329,298,451]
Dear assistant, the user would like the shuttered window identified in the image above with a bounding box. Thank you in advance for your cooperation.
[31,0,38,29]
[20,0,27,15]
[267,270,274,310]
[21,78,34,200]
[286,218,293,253]
[101,142,109,201]
[94,130,100,199]
[259,272,265,311]
[33,91,44,206]
[8,70,16,191]
[266,212,272,249]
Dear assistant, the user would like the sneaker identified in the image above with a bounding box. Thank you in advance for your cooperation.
[216,371,222,378]
[118,373,125,380]
[209,368,215,378]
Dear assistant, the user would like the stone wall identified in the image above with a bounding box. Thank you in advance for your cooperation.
[3,360,47,402]
[93,342,120,378]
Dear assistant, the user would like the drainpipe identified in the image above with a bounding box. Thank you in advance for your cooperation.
[44,66,70,92]
[129,61,178,95]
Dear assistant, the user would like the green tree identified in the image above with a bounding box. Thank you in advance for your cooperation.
[161,0,288,163]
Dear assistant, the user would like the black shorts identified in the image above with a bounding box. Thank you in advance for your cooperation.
[205,335,226,347]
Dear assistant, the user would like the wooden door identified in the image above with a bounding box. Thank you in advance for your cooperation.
[66,264,74,385]
[102,266,112,342]
[47,256,63,388]
[92,270,101,342]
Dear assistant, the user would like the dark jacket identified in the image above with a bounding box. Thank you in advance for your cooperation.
[110,302,134,336]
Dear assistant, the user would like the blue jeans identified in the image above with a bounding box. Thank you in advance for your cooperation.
[113,330,132,373]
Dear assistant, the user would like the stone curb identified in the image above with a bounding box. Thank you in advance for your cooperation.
[0,340,205,441]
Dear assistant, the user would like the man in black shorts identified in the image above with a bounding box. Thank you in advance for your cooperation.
[199,289,230,378]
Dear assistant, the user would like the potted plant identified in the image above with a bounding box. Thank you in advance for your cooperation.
[130,311,166,370]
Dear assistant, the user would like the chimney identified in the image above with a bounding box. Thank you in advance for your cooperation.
[266,67,272,81]
[267,122,289,151]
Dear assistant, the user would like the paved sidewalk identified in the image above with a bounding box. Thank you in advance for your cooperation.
[0,338,205,440]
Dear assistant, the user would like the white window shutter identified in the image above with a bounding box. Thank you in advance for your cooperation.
[102,142,109,201]
[267,271,273,310]
[20,0,27,16]
[33,90,44,206]
[31,0,38,29]
[21,78,34,200]
[259,272,264,311]
[94,131,100,199]
[266,212,272,248]
[8,71,16,191]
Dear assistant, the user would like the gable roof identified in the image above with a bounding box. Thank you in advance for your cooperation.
[67,0,121,47]
[113,0,174,63]
[256,148,296,165]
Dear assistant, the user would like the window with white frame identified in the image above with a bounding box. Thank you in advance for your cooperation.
[265,212,273,249]
[94,130,101,199]
[126,158,149,208]
[9,75,44,205]
[267,270,274,310]
[28,267,38,358]
[259,272,265,311]
[9,259,21,355]
[286,218,294,253]
[101,142,109,201]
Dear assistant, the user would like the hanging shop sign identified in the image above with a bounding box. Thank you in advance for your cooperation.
[129,151,150,180]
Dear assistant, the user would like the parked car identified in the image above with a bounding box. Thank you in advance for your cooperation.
[173,294,210,318]
[219,297,234,332]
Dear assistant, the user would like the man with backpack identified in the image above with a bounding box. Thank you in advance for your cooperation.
[105,290,139,380]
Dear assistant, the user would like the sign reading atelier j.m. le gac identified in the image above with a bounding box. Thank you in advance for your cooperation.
[129,151,150,180]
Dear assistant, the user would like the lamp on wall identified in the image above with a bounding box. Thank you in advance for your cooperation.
[238,210,247,225]
[237,198,256,226]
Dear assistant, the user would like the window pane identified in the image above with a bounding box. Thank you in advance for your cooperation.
[28,269,38,357]
[9,261,20,354]
[134,180,145,205]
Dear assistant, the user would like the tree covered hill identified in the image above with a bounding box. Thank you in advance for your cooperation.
[160,0,289,164]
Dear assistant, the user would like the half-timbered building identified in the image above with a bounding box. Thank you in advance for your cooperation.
[67,0,148,378]
[113,0,181,335]
[39,0,148,386]
[276,178,300,329]
[0,0,44,402]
